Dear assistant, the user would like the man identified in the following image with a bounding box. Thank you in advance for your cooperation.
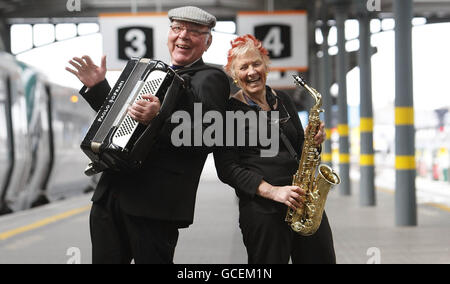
[66,6,230,264]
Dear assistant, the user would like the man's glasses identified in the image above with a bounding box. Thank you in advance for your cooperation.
[170,25,210,37]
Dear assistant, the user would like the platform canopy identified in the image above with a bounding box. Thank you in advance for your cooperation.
[1,0,450,21]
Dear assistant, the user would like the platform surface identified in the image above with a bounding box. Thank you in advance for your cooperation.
[0,157,449,264]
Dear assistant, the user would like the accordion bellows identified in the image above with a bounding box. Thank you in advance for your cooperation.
[80,58,184,176]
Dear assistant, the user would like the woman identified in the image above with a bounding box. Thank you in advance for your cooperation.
[215,34,336,264]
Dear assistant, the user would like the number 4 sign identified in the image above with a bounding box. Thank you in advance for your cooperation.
[255,24,291,59]
[237,11,308,72]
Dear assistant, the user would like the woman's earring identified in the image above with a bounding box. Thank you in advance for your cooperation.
[233,79,238,85]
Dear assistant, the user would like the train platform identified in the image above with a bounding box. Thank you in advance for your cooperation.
[0,156,449,264]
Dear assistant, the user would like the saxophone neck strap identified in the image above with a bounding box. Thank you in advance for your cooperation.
[280,129,299,163]
[270,88,299,163]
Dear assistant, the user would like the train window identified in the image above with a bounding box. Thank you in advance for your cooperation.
[55,24,77,41]
[33,24,55,47]
[77,23,99,35]
[10,24,33,54]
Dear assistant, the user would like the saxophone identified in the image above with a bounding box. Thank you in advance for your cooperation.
[285,75,341,236]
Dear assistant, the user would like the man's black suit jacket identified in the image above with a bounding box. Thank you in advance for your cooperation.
[80,59,230,227]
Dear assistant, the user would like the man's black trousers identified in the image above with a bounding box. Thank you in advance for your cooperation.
[89,191,179,264]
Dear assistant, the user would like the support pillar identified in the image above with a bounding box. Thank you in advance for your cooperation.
[321,23,333,167]
[358,7,376,206]
[394,0,417,226]
[335,4,351,196]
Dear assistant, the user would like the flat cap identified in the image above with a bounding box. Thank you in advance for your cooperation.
[168,6,216,28]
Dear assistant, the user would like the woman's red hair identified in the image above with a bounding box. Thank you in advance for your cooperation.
[224,34,270,76]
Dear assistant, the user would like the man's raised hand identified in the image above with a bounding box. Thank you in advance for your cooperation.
[66,55,107,88]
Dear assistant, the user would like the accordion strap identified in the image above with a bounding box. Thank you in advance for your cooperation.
[176,64,219,75]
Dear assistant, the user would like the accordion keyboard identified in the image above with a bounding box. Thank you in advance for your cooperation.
[112,70,167,149]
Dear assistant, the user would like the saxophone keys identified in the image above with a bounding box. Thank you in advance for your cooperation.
[304,219,314,228]
[307,204,316,215]
[291,222,305,232]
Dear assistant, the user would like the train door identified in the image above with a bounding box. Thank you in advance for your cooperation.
[18,78,53,209]
[2,64,32,212]
[0,71,13,214]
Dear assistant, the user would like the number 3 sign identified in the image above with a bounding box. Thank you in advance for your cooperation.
[118,26,153,60]
[237,11,308,72]
[99,13,171,70]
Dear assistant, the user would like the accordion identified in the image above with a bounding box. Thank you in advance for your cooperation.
[81,58,184,176]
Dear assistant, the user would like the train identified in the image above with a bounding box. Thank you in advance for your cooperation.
[0,51,96,215]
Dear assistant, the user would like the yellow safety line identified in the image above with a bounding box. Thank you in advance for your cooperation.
[0,205,91,241]
[423,203,450,213]
[374,187,450,213]
[375,186,394,195]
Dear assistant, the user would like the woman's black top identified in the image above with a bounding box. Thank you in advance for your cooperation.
[215,86,305,214]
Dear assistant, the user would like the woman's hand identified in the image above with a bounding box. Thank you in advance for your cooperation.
[306,122,326,145]
[314,122,326,145]
[257,181,306,210]
[270,185,306,210]
[66,55,107,88]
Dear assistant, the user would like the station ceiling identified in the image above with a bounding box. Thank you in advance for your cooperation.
[0,0,305,20]
[1,0,450,22]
